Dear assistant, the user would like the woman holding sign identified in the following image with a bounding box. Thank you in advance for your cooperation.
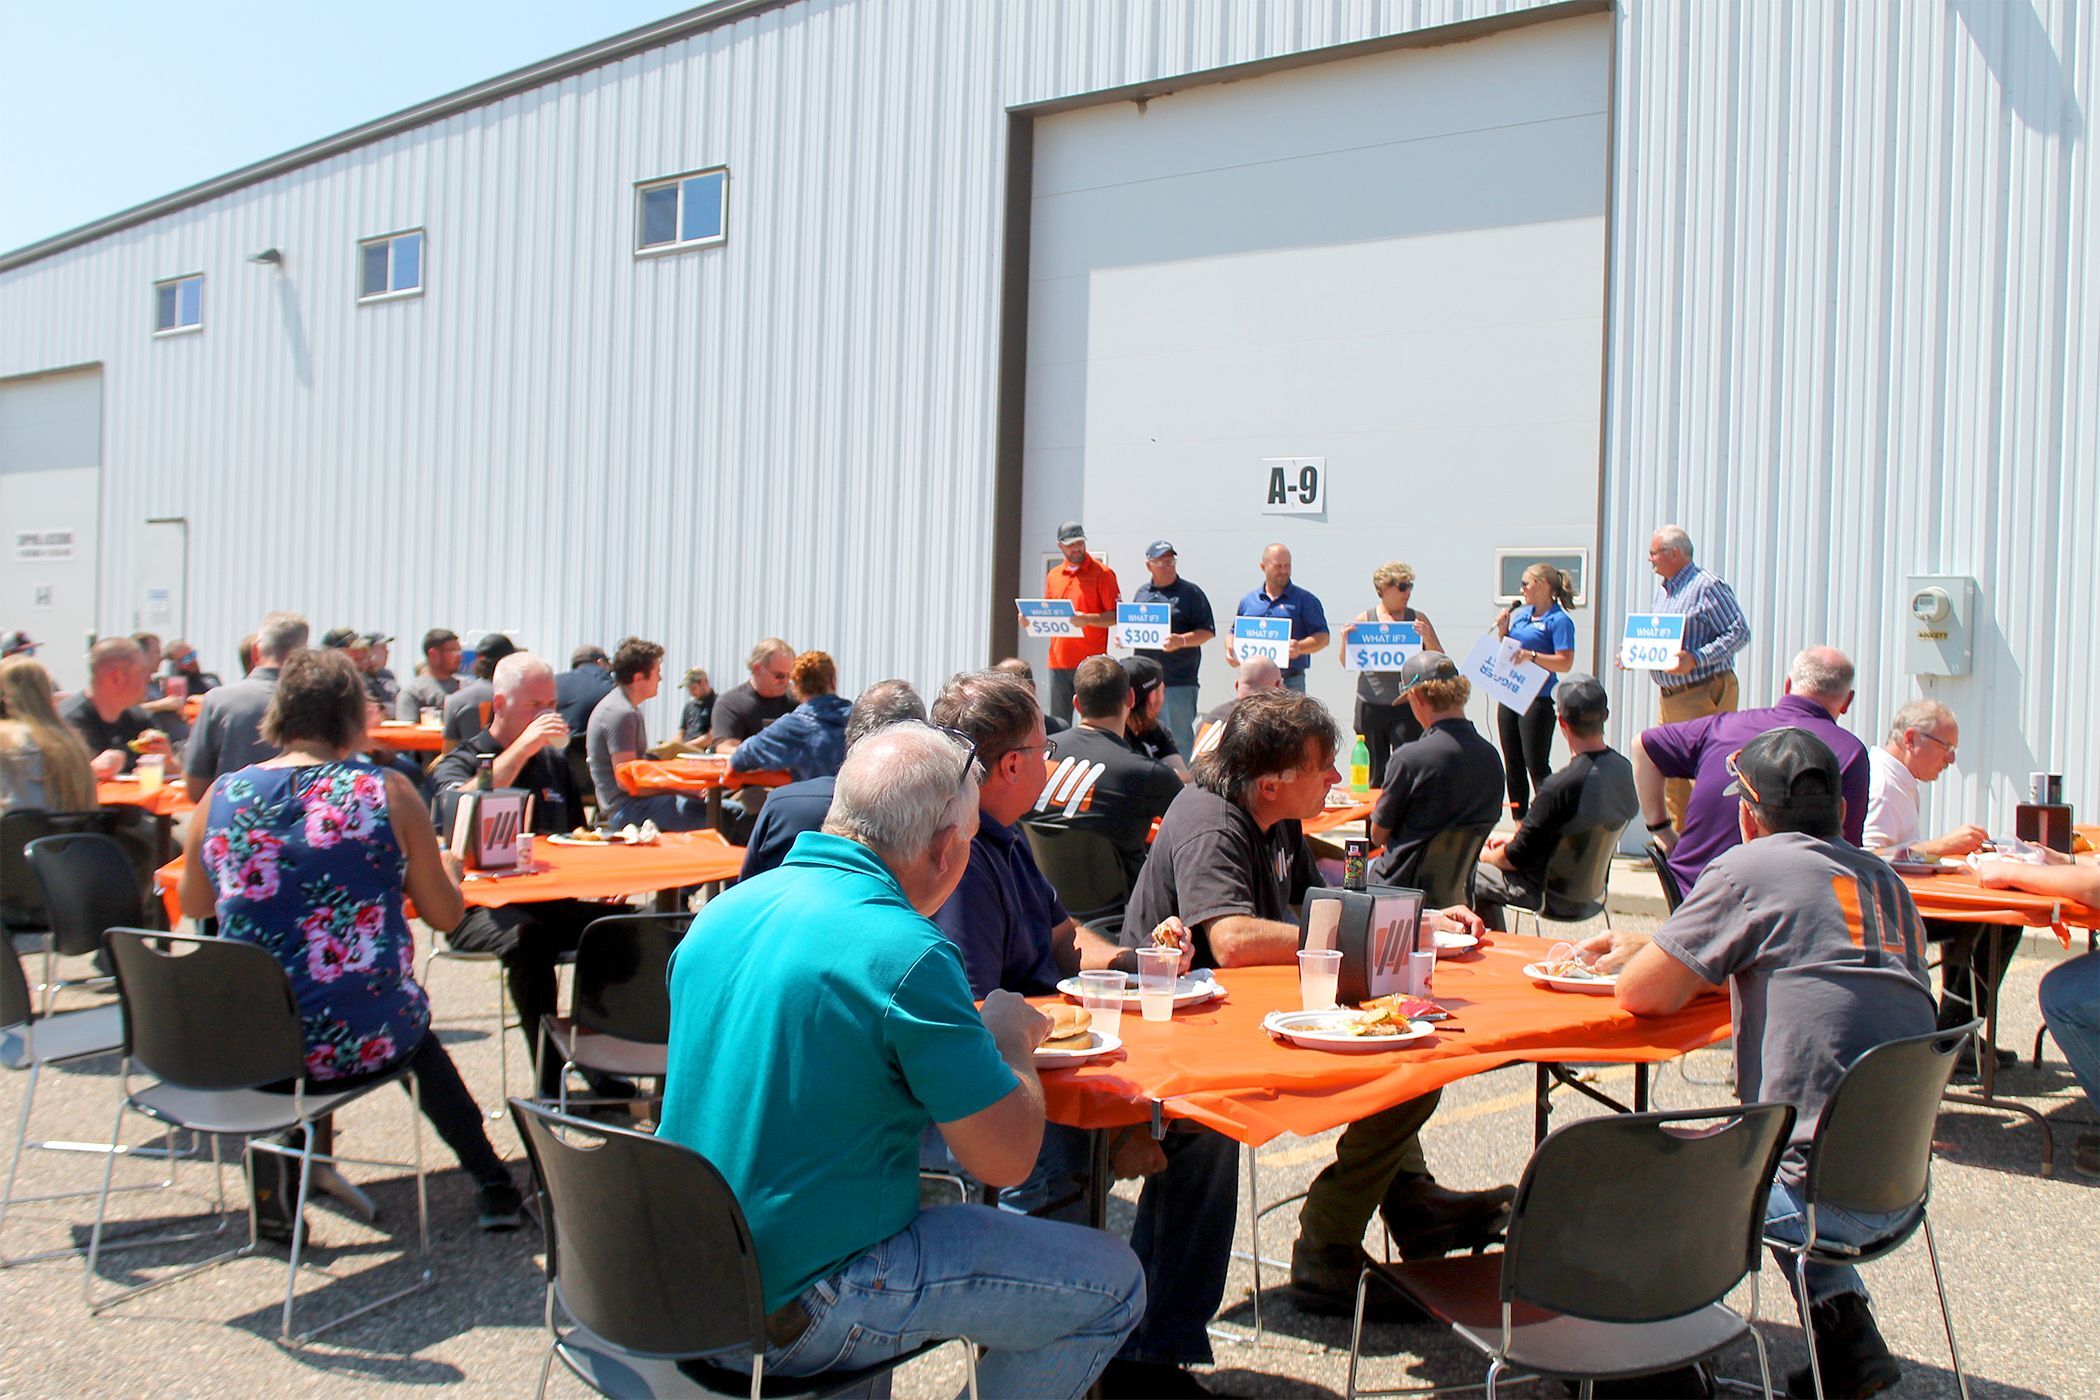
[1493,563,1578,819]
[1351,562,1446,780]
[177,647,521,1237]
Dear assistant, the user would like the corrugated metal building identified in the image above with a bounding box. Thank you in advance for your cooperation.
[1,0,2093,827]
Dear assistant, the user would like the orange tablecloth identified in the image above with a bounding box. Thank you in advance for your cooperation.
[98,778,197,818]
[1901,869,2100,945]
[180,696,202,724]
[1035,936,1730,1146]
[617,757,792,797]
[1306,792,1378,835]
[155,830,742,923]
[367,722,446,753]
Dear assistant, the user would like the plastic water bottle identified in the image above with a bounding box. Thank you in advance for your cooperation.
[1349,735,1370,793]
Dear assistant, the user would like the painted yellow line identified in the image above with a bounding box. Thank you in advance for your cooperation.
[1253,1065,1642,1170]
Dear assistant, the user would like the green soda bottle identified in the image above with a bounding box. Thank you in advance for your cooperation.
[1349,735,1370,793]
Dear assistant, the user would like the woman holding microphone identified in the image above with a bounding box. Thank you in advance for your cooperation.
[1494,563,1577,819]
[1350,562,1446,780]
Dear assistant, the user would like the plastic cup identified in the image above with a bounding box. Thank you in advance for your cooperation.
[1134,947,1180,1023]
[1077,970,1124,1043]
[516,832,535,867]
[419,706,442,729]
[1298,948,1342,1011]
[1409,949,1436,1000]
[134,753,165,795]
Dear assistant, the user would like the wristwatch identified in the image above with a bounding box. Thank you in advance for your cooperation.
[1645,818,1673,833]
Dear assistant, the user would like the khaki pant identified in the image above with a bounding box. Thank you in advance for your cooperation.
[1298,1091,1440,1249]
[1657,671,1740,829]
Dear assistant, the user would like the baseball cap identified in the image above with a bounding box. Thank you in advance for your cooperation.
[682,666,709,687]
[359,632,393,648]
[1055,520,1086,544]
[0,630,36,658]
[1554,674,1609,726]
[1145,539,1176,560]
[320,626,361,650]
[570,644,610,668]
[1393,650,1460,698]
[1723,727,1842,813]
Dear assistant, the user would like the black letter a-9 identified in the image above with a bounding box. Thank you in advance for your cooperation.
[1267,466,1288,504]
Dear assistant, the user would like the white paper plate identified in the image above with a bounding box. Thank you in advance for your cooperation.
[1262,1009,1436,1053]
[1032,1030,1122,1067]
[1057,973,1219,1007]
[1522,962,1618,995]
[546,833,646,847]
[1434,930,1479,958]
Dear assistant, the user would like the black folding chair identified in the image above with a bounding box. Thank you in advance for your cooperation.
[87,930,432,1343]
[510,1099,979,1399]
[1414,822,1496,909]
[538,913,687,1114]
[1346,1102,1796,1399]
[1508,821,1631,936]
[1020,823,1131,932]
[1646,837,1684,912]
[9,820,134,1011]
[1772,1022,1977,1400]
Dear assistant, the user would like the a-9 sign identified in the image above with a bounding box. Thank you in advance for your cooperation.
[1260,457,1325,515]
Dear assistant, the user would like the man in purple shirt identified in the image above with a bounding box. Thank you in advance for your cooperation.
[1635,646,1869,894]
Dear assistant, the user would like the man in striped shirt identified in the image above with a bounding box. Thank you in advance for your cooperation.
[1644,524,1751,829]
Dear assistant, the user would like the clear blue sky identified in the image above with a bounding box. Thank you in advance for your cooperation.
[0,1,691,255]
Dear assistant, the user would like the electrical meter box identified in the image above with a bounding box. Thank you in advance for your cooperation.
[1902,575,1976,676]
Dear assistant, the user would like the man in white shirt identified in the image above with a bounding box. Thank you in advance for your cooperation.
[1863,700,2004,1064]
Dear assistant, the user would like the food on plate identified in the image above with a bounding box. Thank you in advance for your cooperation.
[1044,1003,1093,1049]
[1150,919,1187,950]
[1348,999,1413,1037]
[566,827,607,843]
[1536,953,1610,981]
[126,736,160,754]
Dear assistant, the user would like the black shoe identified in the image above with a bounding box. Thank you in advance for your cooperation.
[582,1071,641,1101]
[1570,1363,1714,1398]
[476,1178,524,1232]
[2075,1132,2100,1179]
[1380,1173,1515,1259]
[1786,1292,1901,1398]
[1098,1359,1214,1397]
[1286,1241,1431,1323]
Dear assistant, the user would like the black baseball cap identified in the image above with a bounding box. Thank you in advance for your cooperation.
[1723,727,1842,813]
[320,626,361,650]
[1393,650,1460,698]
[1056,520,1086,544]
[1554,674,1609,725]
[1145,539,1176,560]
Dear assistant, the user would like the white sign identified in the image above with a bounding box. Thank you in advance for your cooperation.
[1233,616,1292,667]
[1618,613,1687,672]
[1341,620,1423,672]
[1016,599,1078,638]
[1462,632,1550,714]
[1260,457,1324,515]
[14,529,74,562]
[1110,602,1171,654]
[32,585,54,610]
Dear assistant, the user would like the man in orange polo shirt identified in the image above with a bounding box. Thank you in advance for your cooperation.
[1041,520,1119,723]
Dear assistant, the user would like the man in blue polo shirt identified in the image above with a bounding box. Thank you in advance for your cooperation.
[1228,542,1329,692]
[660,723,1143,1398]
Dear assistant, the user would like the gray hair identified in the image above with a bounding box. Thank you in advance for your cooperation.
[1886,699,1955,745]
[1787,646,1856,700]
[845,679,926,751]
[1653,524,1694,558]
[255,612,310,663]
[823,721,980,866]
[493,650,555,696]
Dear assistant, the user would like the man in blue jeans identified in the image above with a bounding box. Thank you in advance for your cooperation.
[1584,729,1936,1398]
[659,723,1143,1398]
[1975,850,2100,1176]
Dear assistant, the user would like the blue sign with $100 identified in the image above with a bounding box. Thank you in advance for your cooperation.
[1342,621,1422,672]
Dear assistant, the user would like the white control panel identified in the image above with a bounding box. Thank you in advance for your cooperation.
[1903,574,1975,676]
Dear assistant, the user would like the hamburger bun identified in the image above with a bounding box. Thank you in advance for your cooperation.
[1044,1003,1092,1049]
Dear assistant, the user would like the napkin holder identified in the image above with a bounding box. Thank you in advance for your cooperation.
[443,787,531,871]
[2015,802,2074,854]
[1302,885,1426,1004]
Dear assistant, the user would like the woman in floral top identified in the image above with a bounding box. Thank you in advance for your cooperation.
[178,648,519,1232]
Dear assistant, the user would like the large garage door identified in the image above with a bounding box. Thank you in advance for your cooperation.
[0,368,102,692]
[1020,13,1611,735]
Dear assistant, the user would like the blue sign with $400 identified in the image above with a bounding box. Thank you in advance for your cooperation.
[1342,621,1422,672]
[1618,613,1687,671]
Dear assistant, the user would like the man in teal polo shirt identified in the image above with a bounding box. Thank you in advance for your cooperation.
[659,722,1144,1398]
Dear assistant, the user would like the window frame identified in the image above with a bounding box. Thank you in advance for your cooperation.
[152,273,204,337]
[632,167,730,257]
[357,227,427,304]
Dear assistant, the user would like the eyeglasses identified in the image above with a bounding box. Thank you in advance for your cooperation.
[1724,748,1762,804]
[1914,729,1957,761]
[933,725,980,796]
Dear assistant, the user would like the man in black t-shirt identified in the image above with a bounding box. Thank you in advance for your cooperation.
[1368,652,1505,896]
[61,637,167,777]
[709,636,797,749]
[429,651,613,1098]
[1131,540,1217,754]
[1474,676,1639,929]
[1033,656,1183,891]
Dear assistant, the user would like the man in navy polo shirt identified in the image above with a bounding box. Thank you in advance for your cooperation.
[1131,539,1217,752]
[1636,645,1869,896]
[1228,542,1328,692]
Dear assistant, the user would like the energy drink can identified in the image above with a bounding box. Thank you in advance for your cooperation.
[1343,839,1369,892]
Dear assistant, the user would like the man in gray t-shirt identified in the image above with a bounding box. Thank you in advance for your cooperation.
[1579,728,1932,1398]
[584,638,707,831]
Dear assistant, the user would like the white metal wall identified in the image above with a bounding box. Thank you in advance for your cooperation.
[1,0,2094,817]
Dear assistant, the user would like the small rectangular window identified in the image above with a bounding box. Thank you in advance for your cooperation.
[358,229,425,301]
[153,274,203,335]
[635,168,728,254]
